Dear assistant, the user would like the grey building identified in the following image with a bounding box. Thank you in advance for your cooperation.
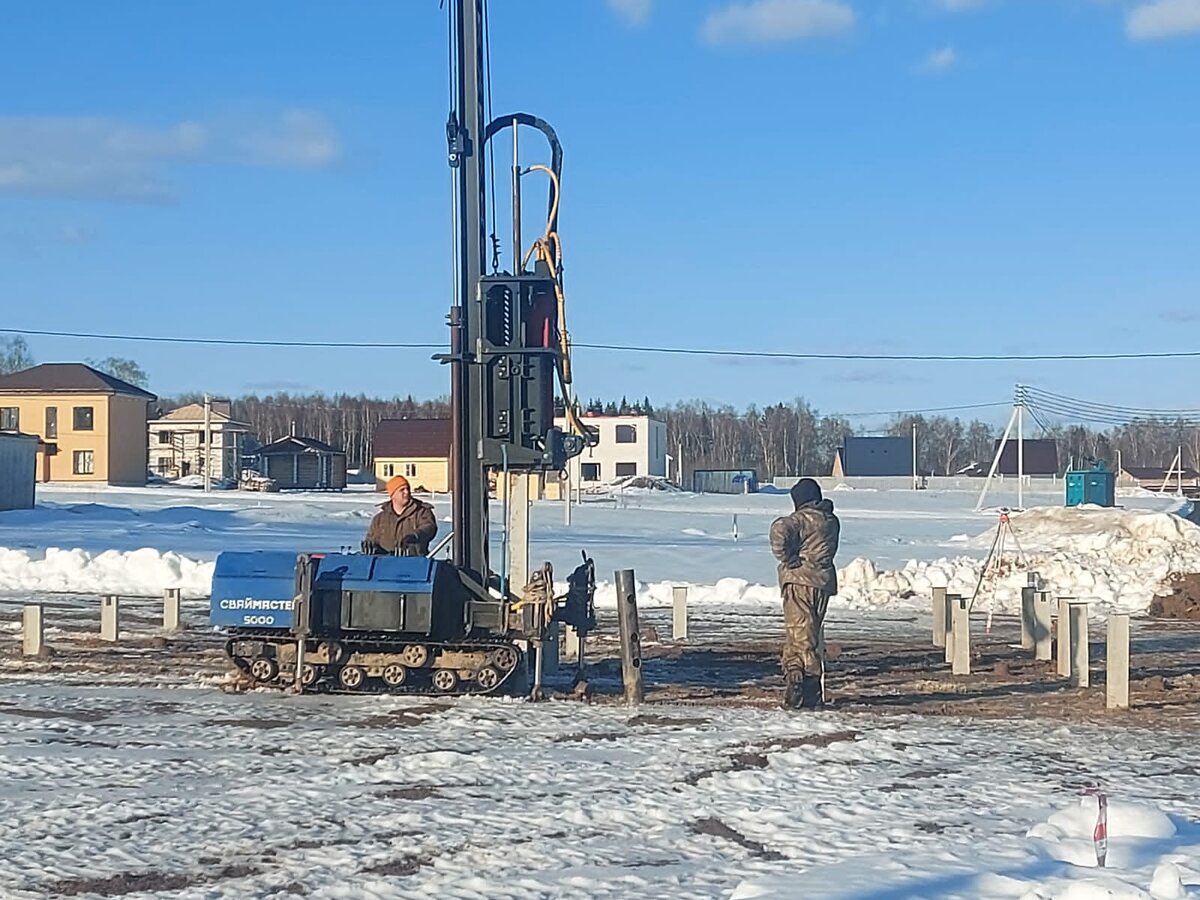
[256,436,347,490]
[832,437,912,478]
[0,432,37,511]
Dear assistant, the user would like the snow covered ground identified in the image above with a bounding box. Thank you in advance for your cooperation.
[1,684,1198,899]
[1,482,1195,616]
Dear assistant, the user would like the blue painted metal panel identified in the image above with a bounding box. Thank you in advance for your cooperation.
[312,553,437,593]
[210,552,445,629]
[210,550,298,628]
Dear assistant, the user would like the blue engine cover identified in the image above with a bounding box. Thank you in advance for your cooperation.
[209,551,443,629]
[210,550,299,628]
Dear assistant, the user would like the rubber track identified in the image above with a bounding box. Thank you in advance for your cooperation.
[225,633,524,697]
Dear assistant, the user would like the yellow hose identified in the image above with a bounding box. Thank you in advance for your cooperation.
[520,164,594,447]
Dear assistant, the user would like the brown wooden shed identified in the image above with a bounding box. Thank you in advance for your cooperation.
[256,436,347,490]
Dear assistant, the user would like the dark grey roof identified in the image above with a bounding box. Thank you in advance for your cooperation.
[839,437,912,477]
[993,438,1058,476]
[257,436,345,456]
[373,418,452,459]
[0,363,156,399]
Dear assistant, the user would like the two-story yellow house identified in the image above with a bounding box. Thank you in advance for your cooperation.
[0,363,157,485]
[372,418,452,493]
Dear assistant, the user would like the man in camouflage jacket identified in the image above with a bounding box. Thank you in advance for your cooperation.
[769,478,840,709]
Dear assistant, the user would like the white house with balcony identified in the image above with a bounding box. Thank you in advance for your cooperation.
[556,413,667,485]
[148,401,250,482]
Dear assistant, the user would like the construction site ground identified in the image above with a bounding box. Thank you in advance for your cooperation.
[4,595,1198,729]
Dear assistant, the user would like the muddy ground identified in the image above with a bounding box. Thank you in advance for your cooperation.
[4,605,1197,729]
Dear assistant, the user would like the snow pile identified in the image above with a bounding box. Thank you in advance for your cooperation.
[834,506,1200,615]
[0,546,213,597]
[1029,796,1176,869]
[734,798,1197,900]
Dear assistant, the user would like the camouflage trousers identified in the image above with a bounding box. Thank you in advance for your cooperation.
[781,584,830,678]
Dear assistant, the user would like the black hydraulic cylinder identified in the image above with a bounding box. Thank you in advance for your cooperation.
[614,569,643,705]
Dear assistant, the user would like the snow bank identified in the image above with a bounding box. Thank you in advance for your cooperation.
[0,547,213,597]
[834,506,1200,615]
[3,504,1196,616]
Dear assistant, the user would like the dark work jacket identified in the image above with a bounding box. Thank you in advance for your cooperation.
[363,499,438,557]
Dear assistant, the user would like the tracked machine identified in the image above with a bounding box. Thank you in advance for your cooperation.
[209,0,596,696]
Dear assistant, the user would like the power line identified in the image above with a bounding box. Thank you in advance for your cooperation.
[6,326,1200,362]
[835,401,1010,419]
[0,328,442,350]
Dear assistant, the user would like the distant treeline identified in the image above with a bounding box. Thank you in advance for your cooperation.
[159,391,1200,479]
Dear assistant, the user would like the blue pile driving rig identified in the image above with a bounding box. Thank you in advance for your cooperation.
[209,0,596,697]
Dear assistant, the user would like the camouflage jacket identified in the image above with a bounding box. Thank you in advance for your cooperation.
[769,499,840,594]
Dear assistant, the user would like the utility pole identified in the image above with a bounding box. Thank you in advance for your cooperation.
[203,393,212,493]
[1016,384,1025,511]
[912,421,918,490]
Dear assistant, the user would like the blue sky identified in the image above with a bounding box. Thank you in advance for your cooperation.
[2,0,1199,429]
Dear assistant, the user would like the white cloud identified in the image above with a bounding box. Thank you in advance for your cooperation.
[701,0,855,45]
[1126,0,1200,39]
[917,45,959,72]
[0,110,341,204]
[608,0,652,26]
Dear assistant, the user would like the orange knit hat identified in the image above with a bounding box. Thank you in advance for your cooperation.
[386,475,411,495]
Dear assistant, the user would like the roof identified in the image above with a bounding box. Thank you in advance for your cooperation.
[153,403,250,429]
[0,431,38,444]
[1122,465,1200,481]
[993,438,1058,476]
[0,363,156,399]
[838,436,912,477]
[374,418,452,459]
[257,436,345,456]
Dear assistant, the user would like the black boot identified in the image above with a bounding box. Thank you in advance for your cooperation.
[800,676,824,710]
[781,674,805,710]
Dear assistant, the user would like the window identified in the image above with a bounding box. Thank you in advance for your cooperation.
[615,462,638,477]
[156,457,173,472]
[404,463,418,477]
[615,424,637,444]
[0,407,18,431]
[73,406,94,431]
[581,462,600,481]
[198,431,206,444]
[584,424,600,445]
[45,407,57,438]
[73,450,95,475]
[382,463,395,477]
[157,431,172,444]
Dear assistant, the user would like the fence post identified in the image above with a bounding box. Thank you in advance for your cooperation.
[1020,574,1038,650]
[952,596,971,676]
[615,569,644,705]
[932,586,948,648]
[100,595,120,642]
[944,593,961,665]
[1057,597,1074,677]
[672,585,689,641]
[1033,591,1053,661]
[163,587,182,632]
[1106,614,1130,709]
[1069,603,1090,688]
[22,605,44,657]
[561,624,580,662]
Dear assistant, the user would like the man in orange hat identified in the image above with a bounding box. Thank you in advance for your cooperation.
[362,475,438,556]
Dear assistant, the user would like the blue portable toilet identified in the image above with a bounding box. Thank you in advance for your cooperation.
[1065,462,1115,508]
